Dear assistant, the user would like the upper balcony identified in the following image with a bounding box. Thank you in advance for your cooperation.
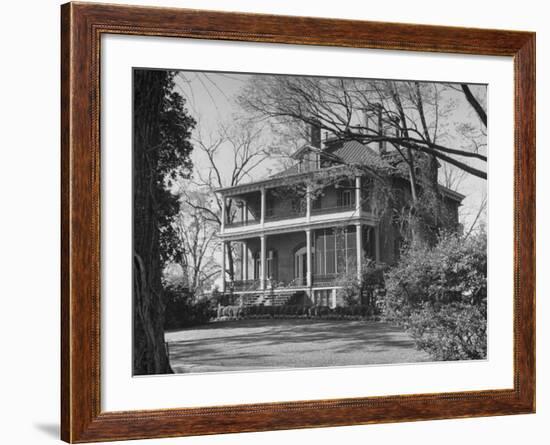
[219,172,374,236]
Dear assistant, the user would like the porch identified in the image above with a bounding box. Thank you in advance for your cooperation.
[220,225,381,306]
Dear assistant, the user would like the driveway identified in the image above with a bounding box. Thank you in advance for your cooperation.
[165,319,431,373]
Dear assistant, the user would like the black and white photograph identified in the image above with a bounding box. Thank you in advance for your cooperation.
[132,68,488,376]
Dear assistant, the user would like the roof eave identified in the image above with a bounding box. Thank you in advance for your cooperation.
[214,164,353,196]
[438,185,466,202]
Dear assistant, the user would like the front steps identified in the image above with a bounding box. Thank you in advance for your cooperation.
[240,291,305,307]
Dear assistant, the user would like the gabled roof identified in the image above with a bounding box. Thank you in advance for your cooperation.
[289,144,321,160]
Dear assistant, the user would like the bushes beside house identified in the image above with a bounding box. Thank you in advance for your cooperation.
[383,230,487,360]
[164,289,217,330]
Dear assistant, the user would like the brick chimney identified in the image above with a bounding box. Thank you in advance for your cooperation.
[376,104,386,155]
[310,121,321,148]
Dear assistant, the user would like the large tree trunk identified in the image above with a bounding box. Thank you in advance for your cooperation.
[133,70,172,375]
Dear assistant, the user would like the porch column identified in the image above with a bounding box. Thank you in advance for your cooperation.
[356,223,362,280]
[375,225,381,262]
[242,240,248,280]
[221,241,227,293]
[355,175,362,216]
[306,183,311,222]
[260,235,266,290]
[260,187,266,227]
[306,229,312,288]
[331,289,337,309]
[220,196,226,233]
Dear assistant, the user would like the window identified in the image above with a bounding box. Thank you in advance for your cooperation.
[253,250,278,280]
[339,190,353,208]
[266,249,277,280]
[312,196,322,209]
[314,227,357,276]
[291,198,305,214]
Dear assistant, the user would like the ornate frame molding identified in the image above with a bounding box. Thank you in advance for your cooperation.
[61,2,535,442]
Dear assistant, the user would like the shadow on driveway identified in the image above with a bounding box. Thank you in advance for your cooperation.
[165,319,431,373]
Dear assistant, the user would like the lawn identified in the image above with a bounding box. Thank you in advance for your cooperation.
[165,319,431,373]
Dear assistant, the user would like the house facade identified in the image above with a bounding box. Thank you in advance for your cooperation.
[215,125,464,308]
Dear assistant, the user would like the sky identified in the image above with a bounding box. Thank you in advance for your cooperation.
[172,70,487,232]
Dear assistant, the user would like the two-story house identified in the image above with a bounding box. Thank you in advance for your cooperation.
[215,124,464,308]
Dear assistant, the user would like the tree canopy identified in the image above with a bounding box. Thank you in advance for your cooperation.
[239,76,487,179]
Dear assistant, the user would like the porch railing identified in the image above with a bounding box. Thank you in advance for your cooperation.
[284,277,306,288]
[313,274,354,287]
[227,275,353,292]
[227,279,261,292]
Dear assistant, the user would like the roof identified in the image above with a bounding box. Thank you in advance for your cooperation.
[272,140,391,180]
[289,144,321,160]
[438,184,466,202]
[215,164,350,196]
[328,140,392,171]
[216,138,465,203]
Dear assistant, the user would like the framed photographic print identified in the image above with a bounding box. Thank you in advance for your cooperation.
[61,2,535,442]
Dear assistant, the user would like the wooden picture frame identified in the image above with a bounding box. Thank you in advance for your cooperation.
[61,2,535,442]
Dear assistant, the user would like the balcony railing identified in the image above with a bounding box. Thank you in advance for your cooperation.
[264,208,306,222]
[225,219,260,228]
[224,203,361,228]
[310,203,355,216]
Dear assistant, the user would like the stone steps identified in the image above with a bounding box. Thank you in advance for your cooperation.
[241,292,297,307]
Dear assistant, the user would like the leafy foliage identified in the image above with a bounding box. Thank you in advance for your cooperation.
[153,77,196,267]
[408,302,487,360]
[215,304,378,320]
[383,230,487,360]
[336,257,387,312]
[164,288,216,330]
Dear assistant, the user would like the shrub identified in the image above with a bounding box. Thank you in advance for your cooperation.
[383,230,487,360]
[318,306,330,317]
[408,302,487,360]
[222,306,233,318]
[164,289,214,330]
